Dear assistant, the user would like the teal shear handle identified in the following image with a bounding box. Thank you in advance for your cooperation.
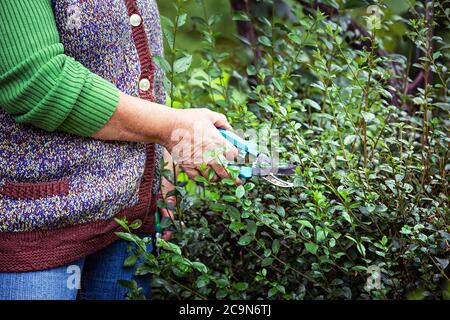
[218,129,258,157]
[218,129,257,179]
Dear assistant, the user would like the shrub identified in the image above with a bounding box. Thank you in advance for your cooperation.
[117,0,449,300]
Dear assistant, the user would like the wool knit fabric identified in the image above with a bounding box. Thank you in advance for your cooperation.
[0,0,165,271]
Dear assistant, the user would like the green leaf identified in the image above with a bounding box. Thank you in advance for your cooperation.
[261,257,274,267]
[434,102,449,111]
[344,135,357,145]
[160,216,172,229]
[135,263,153,276]
[229,222,245,232]
[235,185,246,199]
[177,13,187,27]
[329,238,336,248]
[210,203,227,212]
[216,289,228,299]
[117,280,137,290]
[342,211,353,224]
[222,178,237,186]
[357,242,366,257]
[154,55,172,73]
[246,65,257,76]
[223,195,237,202]
[298,220,314,229]
[244,182,255,191]
[123,255,138,267]
[129,219,142,230]
[268,287,278,298]
[180,195,194,211]
[192,261,209,273]
[246,220,257,234]
[115,232,139,243]
[400,226,412,235]
[216,278,229,289]
[174,55,192,73]
[272,239,280,254]
[305,242,319,255]
[258,36,272,47]
[160,15,174,28]
[196,277,209,288]
[288,33,302,44]
[238,234,253,246]
[232,11,251,22]
[234,282,249,291]
[194,176,208,184]
[272,78,284,91]
[157,238,181,255]
[114,217,129,230]
[275,206,285,217]
[436,257,449,270]
[361,111,375,123]
[163,30,174,50]
[304,99,321,111]
[227,205,241,220]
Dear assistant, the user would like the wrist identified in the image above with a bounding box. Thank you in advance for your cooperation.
[149,104,182,149]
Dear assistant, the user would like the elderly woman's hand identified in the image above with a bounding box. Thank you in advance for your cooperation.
[162,108,239,180]
[93,92,238,180]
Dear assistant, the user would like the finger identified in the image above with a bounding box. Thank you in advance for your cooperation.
[209,111,232,130]
[162,231,173,241]
[199,165,221,182]
[174,164,182,177]
[200,165,210,179]
[223,140,239,162]
[160,207,174,222]
[205,165,219,182]
[182,166,202,180]
[210,162,230,179]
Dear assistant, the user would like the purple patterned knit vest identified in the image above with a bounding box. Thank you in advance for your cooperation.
[0,0,165,271]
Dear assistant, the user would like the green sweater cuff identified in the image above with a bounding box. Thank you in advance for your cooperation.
[58,73,120,137]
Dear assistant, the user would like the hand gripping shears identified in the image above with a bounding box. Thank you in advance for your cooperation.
[218,129,296,188]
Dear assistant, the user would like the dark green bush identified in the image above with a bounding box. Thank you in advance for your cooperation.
[117,0,449,300]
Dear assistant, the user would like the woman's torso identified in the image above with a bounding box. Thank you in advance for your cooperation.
[0,0,165,232]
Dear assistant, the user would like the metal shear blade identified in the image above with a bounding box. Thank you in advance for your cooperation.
[218,129,296,188]
[253,154,295,188]
[263,174,294,188]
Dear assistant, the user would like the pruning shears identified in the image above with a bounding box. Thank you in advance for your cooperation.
[218,129,296,188]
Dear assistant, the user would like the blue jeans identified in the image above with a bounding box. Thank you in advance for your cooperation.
[0,237,152,300]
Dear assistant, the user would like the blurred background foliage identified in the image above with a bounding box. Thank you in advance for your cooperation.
[156,0,449,67]
[157,0,237,65]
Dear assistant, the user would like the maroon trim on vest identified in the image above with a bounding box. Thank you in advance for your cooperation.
[0,201,156,272]
[0,0,160,272]
[124,0,157,230]
[0,180,69,200]
[124,0,156,101]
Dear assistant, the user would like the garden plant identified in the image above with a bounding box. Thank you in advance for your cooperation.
[115,0,449,300]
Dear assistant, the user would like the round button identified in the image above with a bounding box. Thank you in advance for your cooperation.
[139,78,151,91]
[130,14,142,27]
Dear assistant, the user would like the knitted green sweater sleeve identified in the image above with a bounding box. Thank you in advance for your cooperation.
[0,0,120,137]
